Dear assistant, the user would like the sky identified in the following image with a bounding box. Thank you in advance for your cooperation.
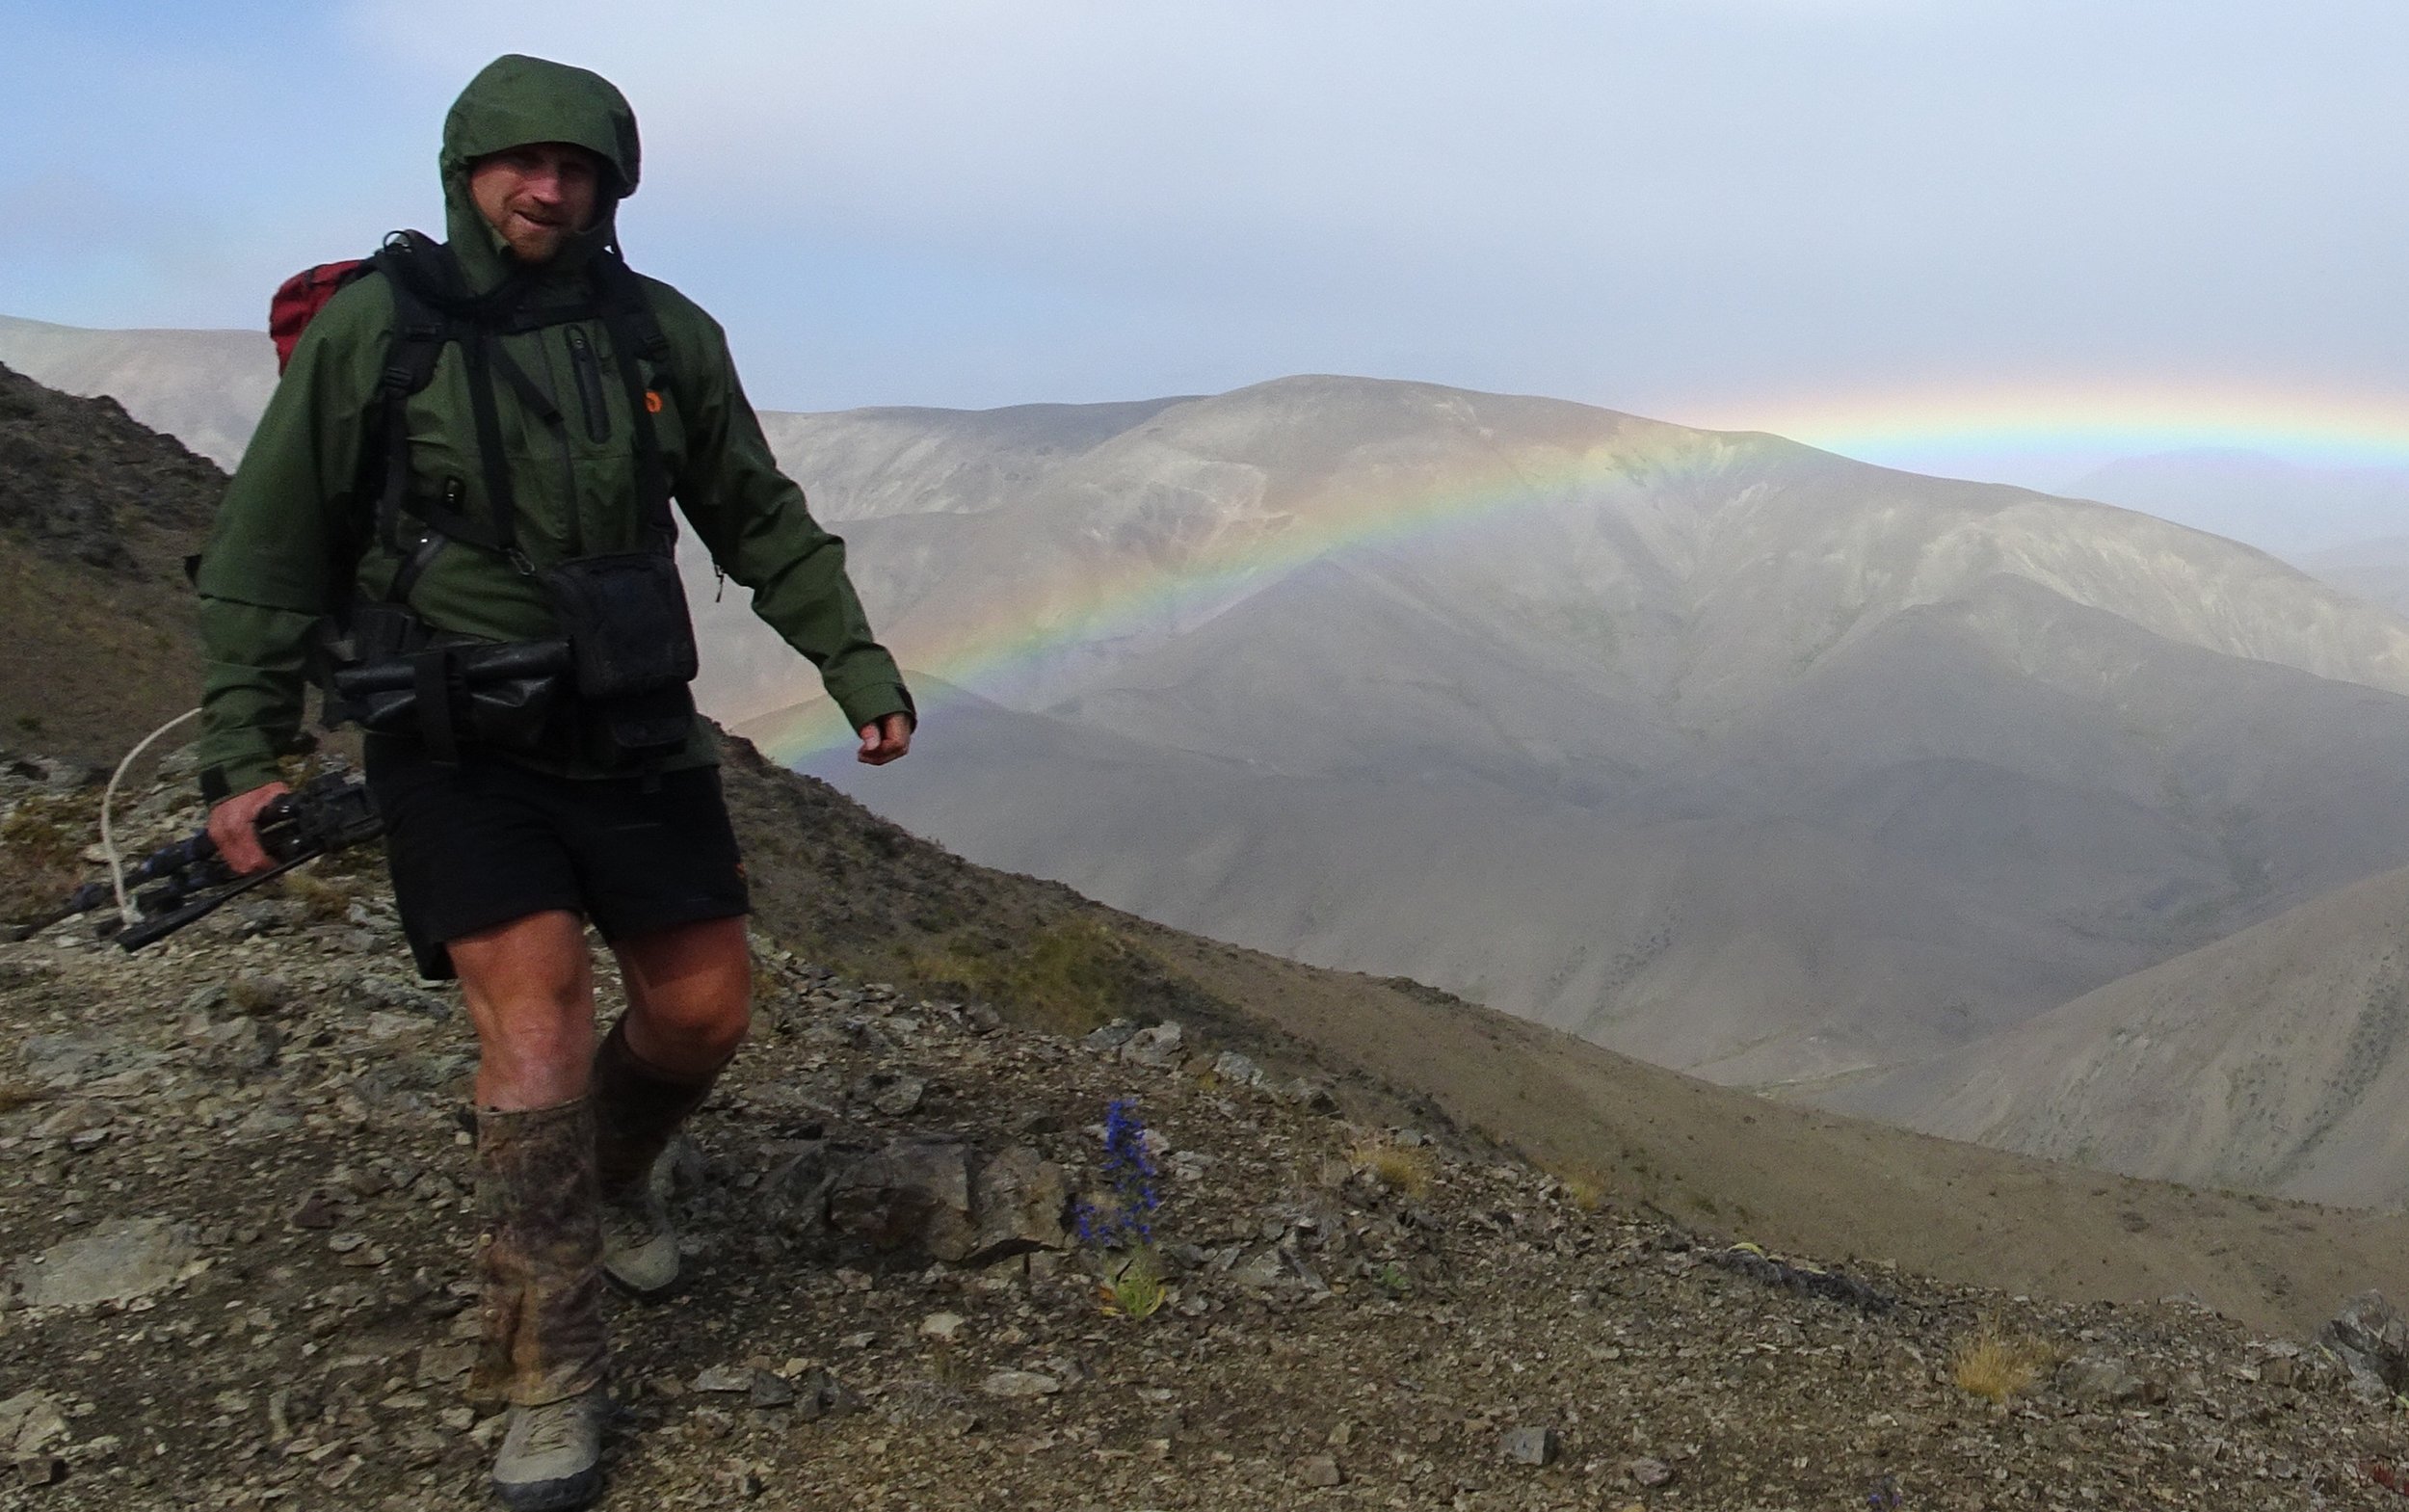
[6,0,2409,499]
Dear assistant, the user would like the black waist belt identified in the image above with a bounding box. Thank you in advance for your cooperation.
[331,638,572,763]
[329,637,570,695]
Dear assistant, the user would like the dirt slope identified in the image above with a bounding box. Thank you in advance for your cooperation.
[0,360,223,769]
[8,755,2409,1510]
[705,735,2409,1339]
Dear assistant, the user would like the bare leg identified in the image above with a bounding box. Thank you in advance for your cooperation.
[450,909,597,1110]
[612,914,752,1075]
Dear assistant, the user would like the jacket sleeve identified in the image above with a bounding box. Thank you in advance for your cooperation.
[656,293,914,734]
[191,283,385,799]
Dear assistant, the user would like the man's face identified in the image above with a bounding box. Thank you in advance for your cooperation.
[468,142,602,263]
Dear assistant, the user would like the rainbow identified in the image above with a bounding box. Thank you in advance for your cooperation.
[1702,378,2409,472]
[749,378,2409,762]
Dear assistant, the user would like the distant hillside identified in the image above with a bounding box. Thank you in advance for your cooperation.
[2300,535,2409,621]
[1818,862,2409,1208]
[0,314,273,470]
[741,377,2409,1087]
[2062,448,2409,560]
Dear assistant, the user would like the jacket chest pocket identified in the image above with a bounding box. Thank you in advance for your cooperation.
[564,326,613,444]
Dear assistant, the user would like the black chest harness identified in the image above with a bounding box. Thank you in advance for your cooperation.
[325,232,701,771]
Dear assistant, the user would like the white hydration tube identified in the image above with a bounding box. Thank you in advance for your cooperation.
[100,707,204,927]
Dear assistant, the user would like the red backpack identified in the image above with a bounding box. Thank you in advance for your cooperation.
[268,259,373,373]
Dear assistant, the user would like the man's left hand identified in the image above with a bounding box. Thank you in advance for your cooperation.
[857,711,913,766]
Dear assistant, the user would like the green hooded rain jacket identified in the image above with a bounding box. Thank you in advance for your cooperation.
[194,54,911,797]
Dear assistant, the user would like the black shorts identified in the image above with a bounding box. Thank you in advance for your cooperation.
[364,736,750,981]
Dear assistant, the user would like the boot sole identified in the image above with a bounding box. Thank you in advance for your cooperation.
[601,1260,681,1303]
[492,1464,603,1511]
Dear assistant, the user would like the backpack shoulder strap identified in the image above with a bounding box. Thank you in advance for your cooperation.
[362,232,523,570]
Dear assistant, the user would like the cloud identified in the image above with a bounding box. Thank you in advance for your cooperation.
[5,0,2406,464]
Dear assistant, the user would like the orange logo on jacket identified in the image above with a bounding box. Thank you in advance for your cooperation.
[644,390,663,413]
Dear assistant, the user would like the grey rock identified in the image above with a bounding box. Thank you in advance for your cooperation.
[1295,1452,1344,1486]
[13,1453,64,1488]
[342,973,450,1020]
[1121,1021,1184,1069]
[2057,1355,2162,1405]
[15,1218,196,1308]
[980,1369,1061,1399]
[828,1138,972,1256]
[1503,1425,1559,1467]
[1082,1020,1139,1052]
[0,1393,66,1455]
[695,1366,754,1394]
[1628,1456,1675,1487]
[820,1139,1070,1265]
[870,1074,927,1117]
[965,1146,1071,1263]
[1211,1050,1264,1087]
[1283,1078,1342,1115]
[2323,1291,2409,1394]
[791,1369,861,1423]
[748,1373,796,1410]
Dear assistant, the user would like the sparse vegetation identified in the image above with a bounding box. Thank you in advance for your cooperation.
[1347,1133,1435,1198]
[1099,1247,1169,1321]
[0,791,96,926]
[1951,1318,2061,1403]
[271,868,353,923]
[1551,1166,1609,1212]
[907,915,1152,1037]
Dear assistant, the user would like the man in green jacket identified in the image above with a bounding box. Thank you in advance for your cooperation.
[196,54,913,1511]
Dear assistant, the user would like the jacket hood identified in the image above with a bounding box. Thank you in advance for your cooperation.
[440,54,640,290]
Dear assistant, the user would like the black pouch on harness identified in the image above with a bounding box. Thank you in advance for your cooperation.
[329,637,573,759]
[539,551,700,761]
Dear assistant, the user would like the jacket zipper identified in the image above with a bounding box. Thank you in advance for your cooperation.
[565,326,611,444]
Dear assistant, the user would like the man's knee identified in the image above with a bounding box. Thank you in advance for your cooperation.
[617,916,752,1070]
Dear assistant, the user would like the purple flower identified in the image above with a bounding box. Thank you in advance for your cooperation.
[1074,1099,1162,1248]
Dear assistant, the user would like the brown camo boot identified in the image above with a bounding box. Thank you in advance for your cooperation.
[471,1099,609,1512]
[590,1017,724,1299]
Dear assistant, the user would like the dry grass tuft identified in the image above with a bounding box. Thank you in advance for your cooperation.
[1347,1135,1435,1199]
[1950,1320,2060,1403]
[0,1081,53,1115]
[273,869,354,922]
[1556,1169,1610,1213]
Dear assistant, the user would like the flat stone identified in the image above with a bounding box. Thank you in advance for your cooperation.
[14,1453,63,1488]
[919,1312,967,1341]
[1628,1456,1675,1487]
[695,1366,754,1394]
[1503,1425,1559,1467]
[748,1373,796,1410]
[980,1369,1061,1400]
[14,1218,196,1309]
[0,1393,66,1455]
[1294,1453,1343,1486]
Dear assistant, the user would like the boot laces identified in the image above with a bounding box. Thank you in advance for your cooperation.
[518,1395,595,1455]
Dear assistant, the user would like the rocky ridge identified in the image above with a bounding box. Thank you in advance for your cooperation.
[8,751,2409,1509]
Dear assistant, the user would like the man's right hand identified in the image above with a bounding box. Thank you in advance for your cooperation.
[208,781,292,876]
